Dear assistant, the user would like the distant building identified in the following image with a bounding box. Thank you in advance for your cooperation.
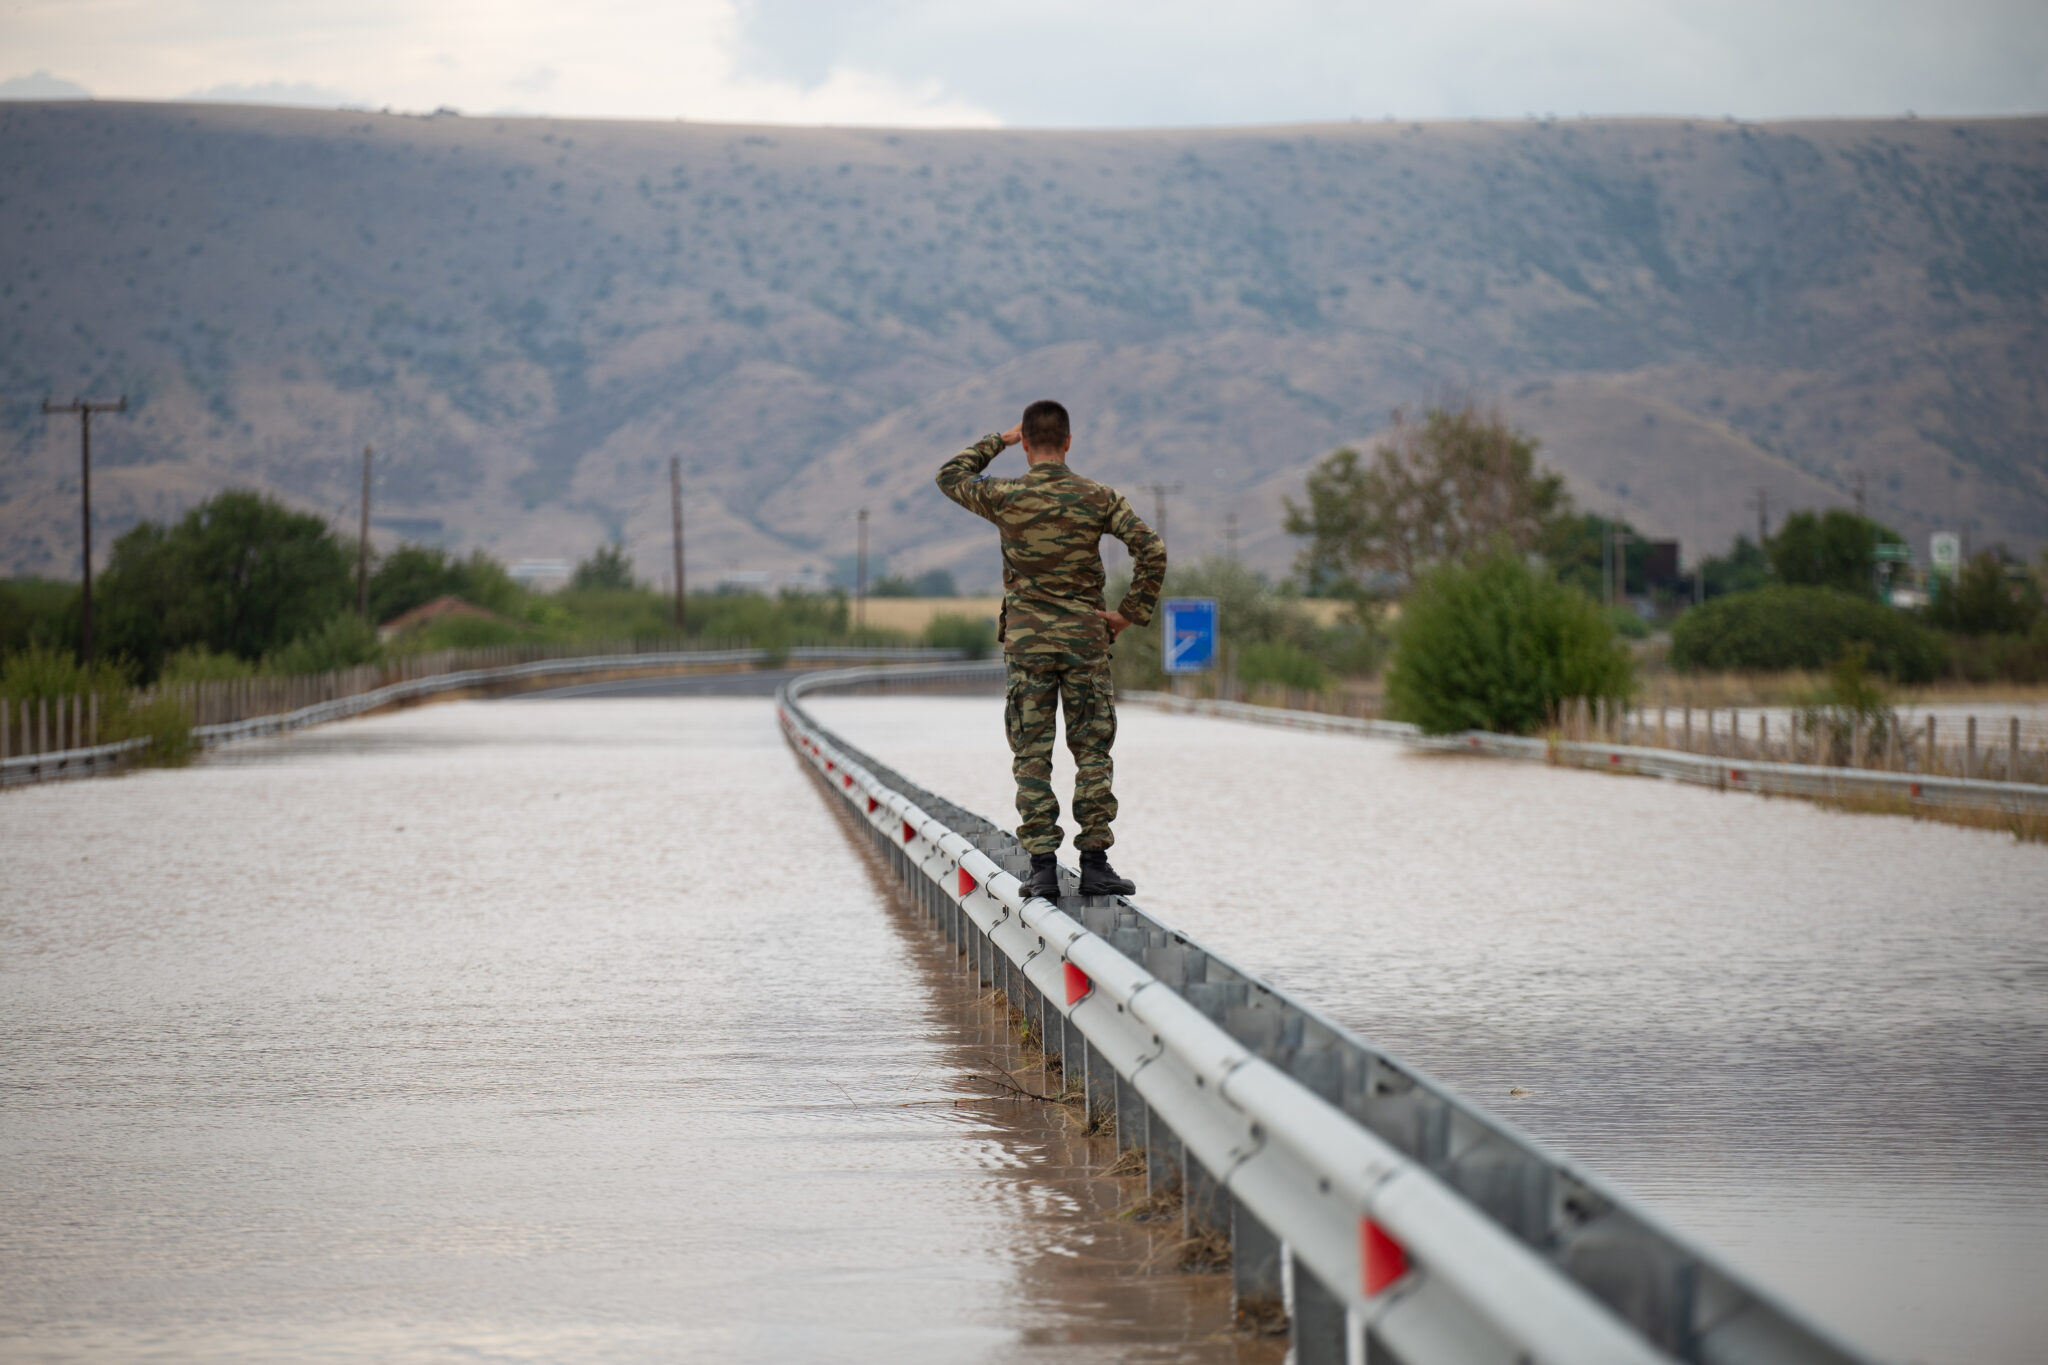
[376,594,514,642]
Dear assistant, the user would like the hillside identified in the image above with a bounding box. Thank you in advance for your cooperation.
[2,101,2044,589]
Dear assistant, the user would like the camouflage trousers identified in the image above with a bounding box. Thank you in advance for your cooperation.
[1004,651,1119,855]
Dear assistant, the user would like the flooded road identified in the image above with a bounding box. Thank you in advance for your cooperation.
[0,699,1271,1364]
[812,695,2048,1365]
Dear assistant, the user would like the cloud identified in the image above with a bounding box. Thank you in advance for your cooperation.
[0,69,91,99]
[0,0,1004,126]
[0,0,2041,126]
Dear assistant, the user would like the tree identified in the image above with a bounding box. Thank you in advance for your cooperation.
[571,542,636,591]
[1765,510,1902,598]
[370,545,523,623]
[1669,585,1945,681]
[1285,405,1569,593]
[1929,549,2043,636]
[1699,534,1772,599]
[1384,547,1632,736]
[97,490,353,678]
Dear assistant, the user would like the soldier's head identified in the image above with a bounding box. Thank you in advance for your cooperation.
[1021,400,1072,462]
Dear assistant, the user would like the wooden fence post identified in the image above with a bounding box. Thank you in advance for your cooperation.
[2010,717,2021,782]
[1965,716,1978,781]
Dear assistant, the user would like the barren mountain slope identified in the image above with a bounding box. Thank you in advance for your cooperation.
[2,102,2042,586]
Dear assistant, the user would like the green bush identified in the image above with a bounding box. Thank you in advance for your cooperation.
[0,578,80,656]
[1606,605,1652,640]
[0,643,130,703]
[264,613,381,675]
[400,614,527,652]
[1944,619,2048,684]
[116,693,195,767]
[1237,640,1331,690]
[923,612,996,660]
[1669,585,1945,682]
[1385,549,1632,735]
[161,646,256,684]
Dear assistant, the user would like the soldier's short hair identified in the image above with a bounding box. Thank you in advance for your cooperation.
[1022,400,1070,452]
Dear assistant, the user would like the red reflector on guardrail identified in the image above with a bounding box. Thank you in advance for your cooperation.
[902,820,916,843]
[843,774,853,789]
[1362,1218,1408,1296]
[958,868,977,896]
[866,797,878,813]
[1911,782,1922,797]
[825,760,834,771]
[1730,769,1745,782]
[1064,962,1092,1005]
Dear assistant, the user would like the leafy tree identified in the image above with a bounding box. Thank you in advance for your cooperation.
[96,490,354,679]
[369,545,524,622]
[1699,534,1772,599]
[1669,585,1945,681]
[1928,549,2043,636]
[870,568,959,597]
[1765,510,1902,598]
[1384,547,1632,735]
[265,613,382,675]
[1540,511,1650,601]
[0,579,80,658]
[1286,405,1569,592]
[572,542,637,591]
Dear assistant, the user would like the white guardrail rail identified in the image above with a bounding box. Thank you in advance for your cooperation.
[782,663,1875,1365]
[0,646,968,788]
[1133,692,2048,817]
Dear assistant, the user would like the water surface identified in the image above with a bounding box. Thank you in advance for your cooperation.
[1,699,1268,1364]
[812,695,2048,1365]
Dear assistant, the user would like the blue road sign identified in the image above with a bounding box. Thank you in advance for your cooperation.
[1162,597,1218,674]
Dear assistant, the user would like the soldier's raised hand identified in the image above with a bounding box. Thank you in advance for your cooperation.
[1000,423,1023,448]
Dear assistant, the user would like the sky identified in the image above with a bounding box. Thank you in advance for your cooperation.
[1,0,2044,127]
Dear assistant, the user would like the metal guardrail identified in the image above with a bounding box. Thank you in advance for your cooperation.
[1,646,971,788]
[1132,692,2048,816]
[782,665,1871,1365]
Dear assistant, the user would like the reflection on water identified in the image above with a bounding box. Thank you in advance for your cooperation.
[813,696,2048,1365]
[0,700,1272,1364]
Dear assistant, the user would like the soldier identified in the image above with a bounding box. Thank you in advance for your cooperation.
[936,399,1166,901]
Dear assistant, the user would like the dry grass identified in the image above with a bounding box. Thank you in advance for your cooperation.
[1143,1223,1233,1275]
[1105,1145,1149,1178]
[1637,669,2048,709]
[1811,791,2048,843]
[1114,1184,1184,1223]
[1235,1294,1290,1337]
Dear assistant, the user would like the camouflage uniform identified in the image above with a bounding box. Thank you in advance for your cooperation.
[937,433,1167,855]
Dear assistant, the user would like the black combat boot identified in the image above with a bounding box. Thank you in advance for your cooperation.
[1077,849,1136,897]
[1022,852,1061,902]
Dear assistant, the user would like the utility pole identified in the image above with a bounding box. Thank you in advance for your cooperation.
[42,395,127,665]
[358,446,373,618]
[1612,528,1634,607]
[1746,486,1770,546]
[856,508,868,635]
[669,457,687,631]
[1144,482,1183,549]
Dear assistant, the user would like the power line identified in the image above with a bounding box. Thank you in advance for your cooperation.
[41,395,127,665]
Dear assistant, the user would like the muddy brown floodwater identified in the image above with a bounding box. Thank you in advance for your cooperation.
[0,699,1282,1364]
[811,694,2048,1365]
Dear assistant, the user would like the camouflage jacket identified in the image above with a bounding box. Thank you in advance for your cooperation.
[936,433,1167,658]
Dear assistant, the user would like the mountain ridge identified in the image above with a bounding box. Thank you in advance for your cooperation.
[2,101,2042,587]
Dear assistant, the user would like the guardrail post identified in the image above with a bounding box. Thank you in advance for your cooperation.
[1287,1250,1349,1365]
[1085,1035,1117,1134]
[1231,1196,1285,1326]
[1184,1151,1229,1245]
[1143,1102,1181,1198]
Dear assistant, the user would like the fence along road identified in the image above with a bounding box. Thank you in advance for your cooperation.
[780,663,1871,1365]
[0,646,966,788]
